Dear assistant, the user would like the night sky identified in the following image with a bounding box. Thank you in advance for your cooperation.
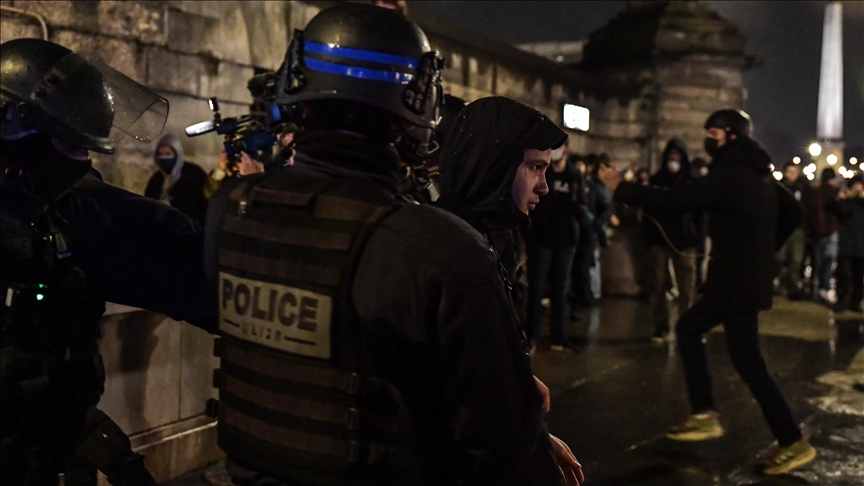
[409,1,864,165]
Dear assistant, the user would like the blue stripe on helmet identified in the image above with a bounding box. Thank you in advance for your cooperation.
[305,42,418,70]
[305,58,414,84]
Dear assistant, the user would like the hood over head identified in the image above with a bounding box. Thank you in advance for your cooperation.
[436,96,567,232]
[661,138,691,172]
[154,133,185,182]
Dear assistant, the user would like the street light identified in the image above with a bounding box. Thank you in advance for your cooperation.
[851,157,859,165]
[793,156,801,164]
[809,143,822,156]
[827,154,838,165]
[772,171,783,181]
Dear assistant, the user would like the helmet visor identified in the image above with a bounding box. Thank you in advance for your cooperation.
[28,52,168,146]
[79,53,168,142]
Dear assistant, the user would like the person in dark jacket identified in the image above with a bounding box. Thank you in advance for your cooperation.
[144,134,209,224]
[828,175,864,312]
[599,109,815,475]
[435,95,582,482]
[644,139,701,342]
[570,157,613,310]
[524,140,584,352]
[776,162,810,299]
[805,168,841,303]
[205,7,581,485]
[1,38,215,486]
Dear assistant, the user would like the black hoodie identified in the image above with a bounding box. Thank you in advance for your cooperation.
[614,136,786,310]
[436,97,568,234]
[643,138,701,250]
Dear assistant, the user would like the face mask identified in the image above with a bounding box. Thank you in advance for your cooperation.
[156,155,176,174]
[667,161,681,173]
[2,134,92,202]
[704,138,720,157]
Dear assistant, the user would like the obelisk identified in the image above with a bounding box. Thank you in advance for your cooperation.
[815,1,843,172]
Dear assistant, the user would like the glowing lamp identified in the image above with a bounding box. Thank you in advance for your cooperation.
[809,143,822,157]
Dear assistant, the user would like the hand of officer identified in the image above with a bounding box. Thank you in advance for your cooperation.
[238,151,265,176]
[598,164,622,191]
[534,376,550,413]
[550,434,584,486]
[218,148,231,171]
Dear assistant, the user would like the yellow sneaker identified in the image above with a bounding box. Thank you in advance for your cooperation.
[758,438,817,475]
[665,412,725,441]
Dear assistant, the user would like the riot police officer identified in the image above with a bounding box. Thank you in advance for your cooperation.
[1,39,216,485]
[205,4,577,485]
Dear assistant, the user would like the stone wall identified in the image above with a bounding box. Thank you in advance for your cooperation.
[1,0,296,193]
[579,1,750,171]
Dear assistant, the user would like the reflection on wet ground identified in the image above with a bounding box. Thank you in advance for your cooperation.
[535,297,864,486]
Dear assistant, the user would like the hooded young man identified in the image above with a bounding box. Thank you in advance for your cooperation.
[437,97,569,308]
[599,109,814,476]
[644,139,702,342]
[144,133,209,224]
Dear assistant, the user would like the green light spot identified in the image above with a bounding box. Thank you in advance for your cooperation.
[38,284,46,289]
[36,294,44,301]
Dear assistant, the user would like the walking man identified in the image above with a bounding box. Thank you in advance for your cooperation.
[598,110,816,475]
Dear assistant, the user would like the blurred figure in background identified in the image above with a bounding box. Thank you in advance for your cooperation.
[804,168,840,305]
[691,157,710,179]
[776,162,810,299]
[570,154,613,312]
[828,175,864,313]
[144,134,209,224]
[526,140,584,352]
[636,167,651,185]
[691,156,711,287]
[643,139,701,343]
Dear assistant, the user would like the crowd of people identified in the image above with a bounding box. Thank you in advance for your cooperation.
[3,2,860,486]
[781,163,864,313]
[522,138,864,357]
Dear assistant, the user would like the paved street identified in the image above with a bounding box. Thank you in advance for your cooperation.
[168,297,864,486]
[535,297,864,486]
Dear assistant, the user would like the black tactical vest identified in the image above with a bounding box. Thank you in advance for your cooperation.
[1,183,106,456]
[209,166,420,485]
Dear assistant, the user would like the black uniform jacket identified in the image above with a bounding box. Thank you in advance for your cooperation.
[206,130,559,485]
[3,172,217,331]
[614,137,783,311]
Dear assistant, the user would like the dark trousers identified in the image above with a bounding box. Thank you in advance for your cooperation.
[675,296,802,447]
[570,239,597,307]
[649,245,696,335]
[526,245,577,344]
[836,256,864,308]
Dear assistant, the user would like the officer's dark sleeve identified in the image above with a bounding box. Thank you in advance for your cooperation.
[614,171,725,213]
[352,206,557,485]
[70,179,217,332]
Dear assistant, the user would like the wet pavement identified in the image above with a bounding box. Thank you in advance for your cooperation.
[534,296,864,486]
[166,296,864,486]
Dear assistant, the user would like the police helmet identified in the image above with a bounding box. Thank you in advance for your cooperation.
[275,3,443,131]
[398,94,466,164]
[0,38,168,154]
[704,109,752,138]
